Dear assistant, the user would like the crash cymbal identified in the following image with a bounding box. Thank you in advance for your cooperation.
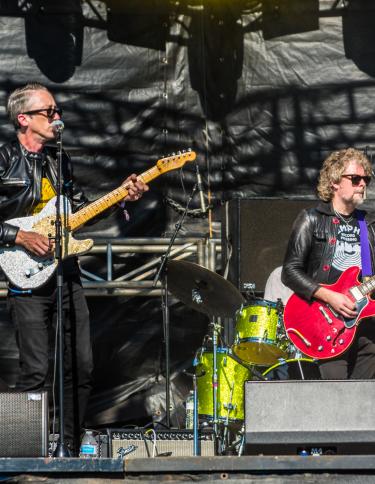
[167,260,245,318]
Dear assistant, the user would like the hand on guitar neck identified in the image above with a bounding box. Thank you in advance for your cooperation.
[313,286,357,319]
[15,229,54,258]
[121,173,149,202]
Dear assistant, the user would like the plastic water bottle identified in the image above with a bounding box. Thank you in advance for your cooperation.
[79,430,98,458]
[185,391,194,429]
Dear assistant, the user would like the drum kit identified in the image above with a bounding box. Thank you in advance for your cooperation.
[168,260,321,453]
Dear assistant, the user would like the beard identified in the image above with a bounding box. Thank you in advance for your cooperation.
[352,190,365,207]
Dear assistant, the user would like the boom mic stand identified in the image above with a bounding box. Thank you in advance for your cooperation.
[51,120,70,457]
[153,182,198,428]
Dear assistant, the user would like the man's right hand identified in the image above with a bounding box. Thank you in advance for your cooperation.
[15,230,54,257]
[314,286,357,319]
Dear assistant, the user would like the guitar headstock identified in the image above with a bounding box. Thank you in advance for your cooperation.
[157,150,197,174]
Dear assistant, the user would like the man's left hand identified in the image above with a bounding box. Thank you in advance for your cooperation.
[122,174,149,202]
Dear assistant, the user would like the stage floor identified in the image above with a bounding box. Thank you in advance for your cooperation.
[3,455,375,482]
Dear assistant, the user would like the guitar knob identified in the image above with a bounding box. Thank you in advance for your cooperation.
[339,339,344,345]
[25,269,31,278]
[38,263,44,270]
[326,335,331,341]
[318,345,323,351]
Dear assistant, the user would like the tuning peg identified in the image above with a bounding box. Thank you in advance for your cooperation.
[177,150,181,155]
[188,147,191,152]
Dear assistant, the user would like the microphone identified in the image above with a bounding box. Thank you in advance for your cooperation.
[195,163,206,212]
[51,119,64,133]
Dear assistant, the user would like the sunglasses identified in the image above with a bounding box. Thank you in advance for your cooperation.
[23,106,63,118]
[341,174,371,186]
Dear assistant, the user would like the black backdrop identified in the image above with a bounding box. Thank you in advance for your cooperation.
[0,0,375,428]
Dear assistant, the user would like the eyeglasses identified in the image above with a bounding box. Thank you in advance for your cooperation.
[22,107,63,118]
[341,174,372,186]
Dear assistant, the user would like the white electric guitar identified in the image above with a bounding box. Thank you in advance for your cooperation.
[0,151,196,289]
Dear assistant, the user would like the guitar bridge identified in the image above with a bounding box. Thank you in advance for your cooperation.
[319,305,333,324]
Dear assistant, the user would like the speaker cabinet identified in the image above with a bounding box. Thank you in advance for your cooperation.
[222,198,317,293]
[245,380,375,455]
[108,429,216,458]
[0,391,48,457]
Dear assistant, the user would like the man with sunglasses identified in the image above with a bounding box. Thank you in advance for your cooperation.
[282,147,375,379]
[0,83,148,455]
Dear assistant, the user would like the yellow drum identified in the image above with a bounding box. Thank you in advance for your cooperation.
[262,358,321,380]
[233,300,288,366]
[196,348,251,422]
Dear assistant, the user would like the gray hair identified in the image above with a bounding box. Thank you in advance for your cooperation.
[7,83,50,129]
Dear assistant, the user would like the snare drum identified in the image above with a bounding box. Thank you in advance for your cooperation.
[262,358,321,380]
[232,300,288,366]
[196,347,251,422]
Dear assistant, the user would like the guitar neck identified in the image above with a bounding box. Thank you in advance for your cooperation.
[68,165,160,231]
[360,274,375,297]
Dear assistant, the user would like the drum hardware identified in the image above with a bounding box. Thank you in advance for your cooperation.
[168,260,245,446]
[262,357,321,381]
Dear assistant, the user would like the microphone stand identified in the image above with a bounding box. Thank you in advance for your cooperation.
[52,125,70,458]
[153,183,198,428]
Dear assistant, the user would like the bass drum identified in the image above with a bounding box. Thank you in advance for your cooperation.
[262,358,321,380]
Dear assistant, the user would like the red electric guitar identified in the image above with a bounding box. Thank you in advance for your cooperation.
[283,266,375,360]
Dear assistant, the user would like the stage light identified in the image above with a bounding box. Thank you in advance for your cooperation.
[25,0,83,82]
[262,0,319,40]
[106,0,169,50]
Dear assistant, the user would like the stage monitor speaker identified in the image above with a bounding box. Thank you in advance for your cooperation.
[222,198,317,293]
[245,380,375,455]
[108,429,216,458]
[0,391,48,457]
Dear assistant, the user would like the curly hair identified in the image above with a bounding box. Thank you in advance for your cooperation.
[317,148,372,201]
[7,83,50,129]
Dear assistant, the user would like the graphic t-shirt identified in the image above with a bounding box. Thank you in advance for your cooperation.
[328,215,361,283]
[32,166,56,215]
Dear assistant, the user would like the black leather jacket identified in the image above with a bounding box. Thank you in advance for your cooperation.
[0,139,89,246]
[281,201,375,301]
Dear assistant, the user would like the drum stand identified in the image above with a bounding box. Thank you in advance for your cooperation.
[210,317,221,438]
[295,349,306,379]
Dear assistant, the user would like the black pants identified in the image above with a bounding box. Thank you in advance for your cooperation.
[318,320,375,379]
[8,275,93,451]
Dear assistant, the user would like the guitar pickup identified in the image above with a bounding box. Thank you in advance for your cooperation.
[349,286,364,302]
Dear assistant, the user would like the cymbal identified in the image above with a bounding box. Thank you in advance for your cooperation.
[167,260,245,318]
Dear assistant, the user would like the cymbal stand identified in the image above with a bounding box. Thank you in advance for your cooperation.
[153,182,198,427]
[210,317,222,439]
[193,372,199,456]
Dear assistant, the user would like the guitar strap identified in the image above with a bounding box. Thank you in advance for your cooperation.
[357,210,372,278]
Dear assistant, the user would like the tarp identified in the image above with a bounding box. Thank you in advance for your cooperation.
[0,0,374,428]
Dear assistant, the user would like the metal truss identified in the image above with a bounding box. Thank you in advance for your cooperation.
[0,237,221,297]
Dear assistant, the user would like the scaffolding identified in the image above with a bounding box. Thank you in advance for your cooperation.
[0,237,221,297]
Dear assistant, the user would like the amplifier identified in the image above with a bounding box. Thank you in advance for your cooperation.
[245,380,375,455]
[108,429,216,458]
[0,391,48,457]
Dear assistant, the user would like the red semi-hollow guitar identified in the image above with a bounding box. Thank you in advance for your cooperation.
[283,266,375,360]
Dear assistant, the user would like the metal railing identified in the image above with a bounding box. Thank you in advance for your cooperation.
[0,237,221,297]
